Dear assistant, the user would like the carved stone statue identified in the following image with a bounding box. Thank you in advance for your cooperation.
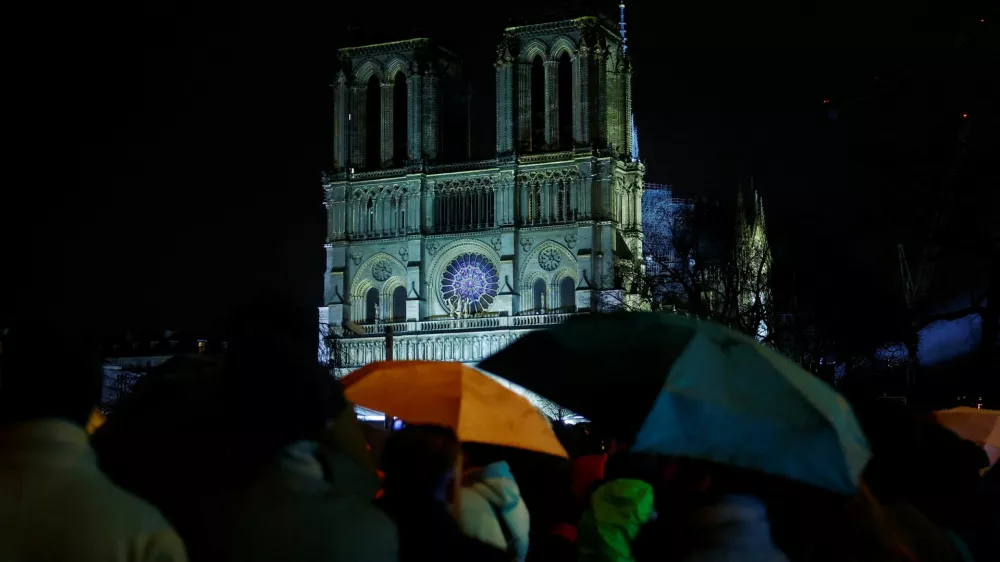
[373,299,382,324]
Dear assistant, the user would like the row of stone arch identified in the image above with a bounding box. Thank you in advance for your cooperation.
[526,276,577,313]
[347,35,582,84]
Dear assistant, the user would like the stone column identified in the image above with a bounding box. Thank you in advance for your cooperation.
[635,181,643,228]
[380,81,394,167]
[332,72,349,172]
[544,59,559,149]
[517,62,532,151]
[423,183,435,231]
[517,177,528,224]
[593,47,606,148]
[408,189,419,233]
[422,71,440,162]
[495,51,514,155]
[570,54,581,147]
[578,41,590,145]
[624,62,634,159]
[407,64,423,163]
[606,57,620,153]
[349,84,367,169]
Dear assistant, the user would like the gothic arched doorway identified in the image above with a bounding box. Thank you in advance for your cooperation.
[391,286,407,322]
[365,287,379,323]
[532,278,547,312]
[559,276,575,311]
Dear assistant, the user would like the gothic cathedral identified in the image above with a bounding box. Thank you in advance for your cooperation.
[321,7,644,374]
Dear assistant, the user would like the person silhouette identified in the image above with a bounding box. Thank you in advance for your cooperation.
[0,322,187,562]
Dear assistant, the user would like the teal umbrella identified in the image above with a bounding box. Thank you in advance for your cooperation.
[479,312,870,494]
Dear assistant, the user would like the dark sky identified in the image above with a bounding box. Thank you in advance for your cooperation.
[7,0,995,335]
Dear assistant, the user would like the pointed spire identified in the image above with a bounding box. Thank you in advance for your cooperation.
[619,2,628,53]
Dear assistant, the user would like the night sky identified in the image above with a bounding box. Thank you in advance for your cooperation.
[6,0,995,335]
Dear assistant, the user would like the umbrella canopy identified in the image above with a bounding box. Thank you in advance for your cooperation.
[341,361,568,459]
[479,312,870,493]
[933,407,1000,447]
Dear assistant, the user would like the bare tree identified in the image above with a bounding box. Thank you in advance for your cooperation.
[603,190,775,344]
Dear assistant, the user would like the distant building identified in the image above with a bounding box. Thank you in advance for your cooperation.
[99,331,219,411]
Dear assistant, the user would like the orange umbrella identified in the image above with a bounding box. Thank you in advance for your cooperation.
[933,407,1000,447]
[86,408,106,435]
[341,361,568,458]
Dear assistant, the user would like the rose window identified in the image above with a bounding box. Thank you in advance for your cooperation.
[441,253,500,313]
[538,247,562,271]
[372,261,393,282]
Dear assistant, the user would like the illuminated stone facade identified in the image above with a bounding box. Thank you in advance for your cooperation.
[321,15,644,374]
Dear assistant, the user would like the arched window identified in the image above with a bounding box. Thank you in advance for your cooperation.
[390,191,405,234]
[365,287,380,323]
[530,56,545,151]
[558,51,572,150]
[559,276,575,310]
[365,75,381,169]
[527,183,542,224]
[391,286,407,322]
[527,185,534,223]
[393,72,407,165]
[557,182,570,222]
[366,197,375,233]
[532,278,547,312]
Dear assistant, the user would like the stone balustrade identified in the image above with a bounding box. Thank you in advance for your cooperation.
[352,312,579,336]
[329,312,582,369]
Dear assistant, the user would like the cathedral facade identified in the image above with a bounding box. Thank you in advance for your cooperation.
[321,12,644,374]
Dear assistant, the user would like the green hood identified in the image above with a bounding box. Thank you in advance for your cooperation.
[578,479,655,562]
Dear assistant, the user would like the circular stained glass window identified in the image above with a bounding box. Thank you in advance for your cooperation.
[441,253,500,314]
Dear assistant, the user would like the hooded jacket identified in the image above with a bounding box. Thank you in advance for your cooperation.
[578,478,655,562]
[456,461,530,562]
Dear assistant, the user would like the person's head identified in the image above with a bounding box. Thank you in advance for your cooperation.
[222,295,347,466]
[0,322,102,427]
[380,424,460,501]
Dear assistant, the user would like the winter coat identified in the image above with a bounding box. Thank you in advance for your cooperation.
[572,453,608,506]
[378,493,510,562]
[456,461,531,562]
[578,478,656,562]
[194,440,398,562]
[0,419,188,562]
[675,494,789,562]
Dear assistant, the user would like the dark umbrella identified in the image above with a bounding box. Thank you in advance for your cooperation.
[478,313,705,440]
[479,312,870,493]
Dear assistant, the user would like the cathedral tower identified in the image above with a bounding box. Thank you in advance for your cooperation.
[495,14,634,157]
[332,39,465,173]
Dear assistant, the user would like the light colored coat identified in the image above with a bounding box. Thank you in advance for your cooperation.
[0,419,187,562]
[456,461,530,562]
[198,440,399,562]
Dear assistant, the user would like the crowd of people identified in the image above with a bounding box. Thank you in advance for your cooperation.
[1,302,997,562]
